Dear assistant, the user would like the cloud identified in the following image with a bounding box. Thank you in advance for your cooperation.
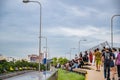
[65,6,90,17]
[46,25,100,36]
[45,25,120,43]
[57,1,113,18]
[57,2,90,17]
[0,0,120,58]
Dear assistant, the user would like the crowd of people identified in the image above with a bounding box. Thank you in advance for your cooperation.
[59,47,120,80]
[60,51,89,71]
[92,47,120,80]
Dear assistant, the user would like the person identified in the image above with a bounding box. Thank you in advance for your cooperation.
[61,64,65,70]
[72,60,78,69]
[83,51,89,63]
[92,50,96,66]
[79,52,83,58]
[50,64,55,71]
[95,48,102,71]
[110,48,115,80]
[115,48,120,80]
[57,63,61,68]
[101,47,106,66]
[113,48,118,59]
[75,54,78,60]
[79,53,84,67]
[65,62,69,71]
[89,51,93,63]
[102,48,113,80]
[110,48,117,80]
[68,61,72,71]
[78,59,81,68]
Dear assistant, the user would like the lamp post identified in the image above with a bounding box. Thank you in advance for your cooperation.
[23,0,42,72]
[42,36,48,71]
[78,39,86,53]
[70,48,76,60]
[111,15,120,48]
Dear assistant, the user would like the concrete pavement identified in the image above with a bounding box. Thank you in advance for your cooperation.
[85,66,104,80]
[85,65,118,80]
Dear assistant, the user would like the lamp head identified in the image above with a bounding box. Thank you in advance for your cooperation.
[23,0,29,3]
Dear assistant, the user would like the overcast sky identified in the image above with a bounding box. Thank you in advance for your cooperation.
[0,0,120,59]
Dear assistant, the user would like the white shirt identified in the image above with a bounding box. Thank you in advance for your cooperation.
[114,52,118,58]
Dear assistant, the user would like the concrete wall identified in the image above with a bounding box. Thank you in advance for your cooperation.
[47,70,58,80]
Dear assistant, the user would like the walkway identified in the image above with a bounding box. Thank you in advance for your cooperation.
[85,65,104,80]
[85,65,118,80]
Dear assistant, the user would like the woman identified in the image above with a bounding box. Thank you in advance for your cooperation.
[92,50,96,66]
[89,51,93,64]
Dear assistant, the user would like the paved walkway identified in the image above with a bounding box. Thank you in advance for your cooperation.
[85,65,104,80]
[85,65,118,80]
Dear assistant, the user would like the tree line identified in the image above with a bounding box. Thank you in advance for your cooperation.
[0,57,68,74]
[0,60,45,74]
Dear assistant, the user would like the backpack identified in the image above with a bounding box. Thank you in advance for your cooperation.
[104,52,111,66]
[116,53,120,65]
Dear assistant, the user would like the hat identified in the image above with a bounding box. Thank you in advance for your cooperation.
[105,46,109,49]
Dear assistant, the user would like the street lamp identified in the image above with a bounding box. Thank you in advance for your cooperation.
[78,39,86,53]
[111,15,120,48]
[70,48,76,60]
[23,0,42,72]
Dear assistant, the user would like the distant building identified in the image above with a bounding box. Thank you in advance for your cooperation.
[28,53,44,63]
[21,57,29,62]
[0,54,6,61]
[6,57,17,62]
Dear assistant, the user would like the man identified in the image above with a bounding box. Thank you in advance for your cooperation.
[95,48,102,71]
[102,48,113,80]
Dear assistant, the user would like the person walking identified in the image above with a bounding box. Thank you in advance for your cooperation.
[109,48,115,80]
[102,48,113,80]
[115,48,120,80]
[110,48,117,80]
[95,48,102,71]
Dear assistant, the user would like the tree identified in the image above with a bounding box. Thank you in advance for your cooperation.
[0,64,3,74]
[52,57,57,66]
[58,57,68,65]
[62,58,68,64]
[58,57,63,64]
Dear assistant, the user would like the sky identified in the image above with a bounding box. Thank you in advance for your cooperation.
[0,0,120,59]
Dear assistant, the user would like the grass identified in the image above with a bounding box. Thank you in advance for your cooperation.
[58,69,85,80]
